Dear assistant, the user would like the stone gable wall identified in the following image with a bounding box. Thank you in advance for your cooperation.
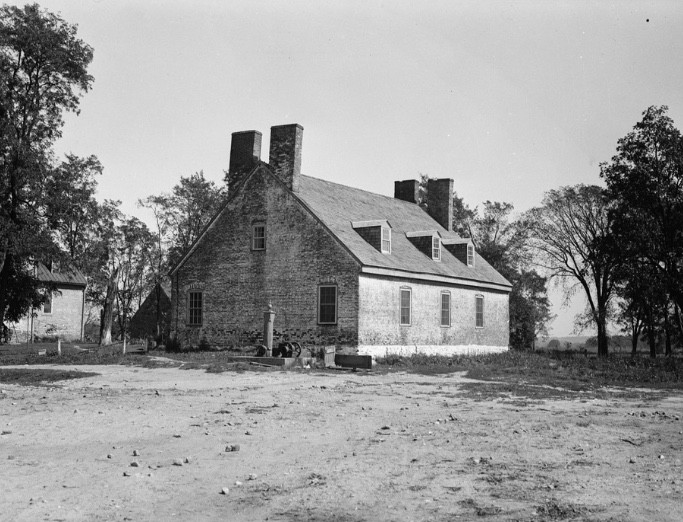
[171,168,361,350]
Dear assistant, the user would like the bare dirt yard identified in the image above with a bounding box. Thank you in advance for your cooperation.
[1,358,682,521]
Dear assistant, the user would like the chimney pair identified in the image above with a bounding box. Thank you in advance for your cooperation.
[395,178,454,232]
[228,124,303,191]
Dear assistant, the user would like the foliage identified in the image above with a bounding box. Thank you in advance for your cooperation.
[140,171,226,270]
[527,185,619,357]
[0,4,94,331]
[601,106,683,357]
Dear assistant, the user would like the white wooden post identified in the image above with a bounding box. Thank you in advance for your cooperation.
[123,336,126,355]
[57,339,61,356]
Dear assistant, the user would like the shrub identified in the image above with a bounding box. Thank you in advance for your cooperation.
[165,337,182,353]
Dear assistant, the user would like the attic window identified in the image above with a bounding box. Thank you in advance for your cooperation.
[432,237,441,261]
[467,244,475,267]
[352,220,391,254]
[252,224,266,250]
[381,227,391,254]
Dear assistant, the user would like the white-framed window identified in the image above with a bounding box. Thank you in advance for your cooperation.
[318,285,338,324]
[252,224,266,250]
[43,293,53,314]
[188,291,203,326]
[440,291,451,327]
[475,295,484,328]
[467,244,475,267]
[381,227,391,254]
[400,288,412,326]
[432,236,441,261]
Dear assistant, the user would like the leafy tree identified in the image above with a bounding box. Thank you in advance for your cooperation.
[0,4,93,330]
[527,185,619,358]
[601,106,683,355]
[140,171,226,269]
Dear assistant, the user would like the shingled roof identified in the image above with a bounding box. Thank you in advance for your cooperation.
[296,175,511,289]
[36,263,87,287]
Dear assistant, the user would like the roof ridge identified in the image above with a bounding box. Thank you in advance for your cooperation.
[300,174,420,207]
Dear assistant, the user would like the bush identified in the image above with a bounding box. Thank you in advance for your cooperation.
[165,337,182,353]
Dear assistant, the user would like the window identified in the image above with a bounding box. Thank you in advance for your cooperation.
[400,288,411,325]
[475,295,484,328]
[43,293,53,314]
[440,292,451,327]
[318,285,337,324]
[381,227,391,254]
[188,291,203,326]
[467,244,475,267]
[252,224,266,250]
[432,237,441,261]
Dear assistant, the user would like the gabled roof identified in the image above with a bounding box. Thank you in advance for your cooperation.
[295,175,511,289]
[36,263,87,287]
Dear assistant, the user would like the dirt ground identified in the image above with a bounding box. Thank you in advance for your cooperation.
[1,362,682,521]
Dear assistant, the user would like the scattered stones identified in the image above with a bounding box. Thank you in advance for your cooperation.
[221,487,230,495]
[172,459,183,466]
[225,444,240,452]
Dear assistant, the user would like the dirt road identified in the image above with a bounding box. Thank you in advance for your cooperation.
[1,363,681,521]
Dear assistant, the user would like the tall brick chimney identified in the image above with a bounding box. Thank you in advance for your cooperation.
[228,130,262,189]
[269,124,303,192]
[426,178,454,231]
[394,179,419,204]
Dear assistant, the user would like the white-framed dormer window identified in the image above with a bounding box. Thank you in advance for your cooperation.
[399,287,412,326]
[252,224,266,250]
[381,227,391,254]
[432,236,441,261]
[467,244,475,267]
[475,294,484,328]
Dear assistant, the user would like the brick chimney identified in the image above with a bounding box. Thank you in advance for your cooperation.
[269,124,303,192]
[426,178,454,231]
[394,179,419,204]
[228,130,262,188]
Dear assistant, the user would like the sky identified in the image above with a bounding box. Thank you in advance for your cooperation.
[15,0,683,336]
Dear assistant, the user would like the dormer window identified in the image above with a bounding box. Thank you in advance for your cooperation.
[432,237,441,261]
[467,244,475,267]
[381,227,391,254]
[352,220,392,254]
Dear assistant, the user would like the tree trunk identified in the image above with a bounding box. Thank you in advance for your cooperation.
[647,328,657,358]
[631,328,638,356]
[596,305,609,358]
[100,268,118,346]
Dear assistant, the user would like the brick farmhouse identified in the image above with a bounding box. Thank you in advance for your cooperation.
[169,124,511,357]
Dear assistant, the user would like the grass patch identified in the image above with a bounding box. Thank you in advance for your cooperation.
[0,368,100,385]
[375,351,683,391]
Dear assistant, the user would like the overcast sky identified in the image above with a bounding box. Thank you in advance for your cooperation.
[22,0,683,336]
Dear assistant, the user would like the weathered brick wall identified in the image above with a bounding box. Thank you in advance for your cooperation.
[357,274,509,348]
[171,167,360,350]
[12,286,84,342]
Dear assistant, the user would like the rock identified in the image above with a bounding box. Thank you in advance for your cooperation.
[234,481,243,486]
[659,455,665,460]
[225,444,240,452]
[173,459,183,466]
[130,461,140,467]
[184,457,191,464]
[133,450,140,457]
[123,471,131,477]
[380,425,391,430]
[107,454,112,459]
[245,431,252,436]
[173,434,182,438]
[221,487,230,495]
[629,456,636,464]
[248,473,257,481]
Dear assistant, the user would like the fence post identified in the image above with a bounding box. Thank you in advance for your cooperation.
[263,303,275,357]
[57,338,61,356]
